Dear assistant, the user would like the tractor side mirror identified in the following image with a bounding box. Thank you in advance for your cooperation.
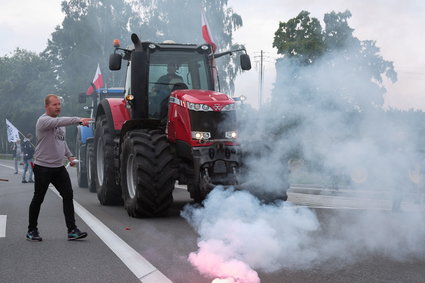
[78,92,87,103]
[240,54,251,71]
[109,53,122,70]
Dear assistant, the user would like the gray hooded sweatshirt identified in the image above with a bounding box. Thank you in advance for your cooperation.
[34,113,80,168]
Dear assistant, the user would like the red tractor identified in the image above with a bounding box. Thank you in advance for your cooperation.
[92,33,252,217]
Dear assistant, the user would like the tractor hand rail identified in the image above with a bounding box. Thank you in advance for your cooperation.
[212,48,247,59]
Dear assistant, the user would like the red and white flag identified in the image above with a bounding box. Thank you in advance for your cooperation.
[86,64,104,95]
[201,9,217,53]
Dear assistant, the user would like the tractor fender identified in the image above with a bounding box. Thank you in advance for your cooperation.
[95,98,130,134]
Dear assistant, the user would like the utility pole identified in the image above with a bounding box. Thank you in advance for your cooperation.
[254,50,276,108]
[258,50,264,107]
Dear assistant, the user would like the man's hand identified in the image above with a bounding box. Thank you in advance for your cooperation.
[68,156,77,167]
[79,118,93,127]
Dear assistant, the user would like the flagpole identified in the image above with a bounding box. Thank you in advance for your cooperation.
[6,119,36,147]
[16,130,36,148]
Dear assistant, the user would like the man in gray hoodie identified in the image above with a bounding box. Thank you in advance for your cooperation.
[26,94,92,241]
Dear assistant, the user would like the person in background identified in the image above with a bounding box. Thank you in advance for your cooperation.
[12,139,22,174]
[26,94,93,242]
[22,133,35,183]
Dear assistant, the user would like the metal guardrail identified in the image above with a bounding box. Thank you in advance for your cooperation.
[0,154,13,159]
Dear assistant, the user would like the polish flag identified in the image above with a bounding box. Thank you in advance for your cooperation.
[86,64,104,95]
[201,9,217,53]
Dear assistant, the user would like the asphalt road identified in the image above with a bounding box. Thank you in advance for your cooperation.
[1,159,425,283]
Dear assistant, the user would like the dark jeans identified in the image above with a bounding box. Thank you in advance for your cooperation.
[28,165,76,232]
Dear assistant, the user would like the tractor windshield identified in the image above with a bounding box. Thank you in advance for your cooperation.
[148,50,211,117]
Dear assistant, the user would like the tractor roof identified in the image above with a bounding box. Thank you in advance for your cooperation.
[96,87,124,93]
[139,41,212,53]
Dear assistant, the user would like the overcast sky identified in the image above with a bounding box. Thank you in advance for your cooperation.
[1,0,424,110]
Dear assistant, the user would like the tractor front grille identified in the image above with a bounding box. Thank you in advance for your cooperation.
[189,110,237,139]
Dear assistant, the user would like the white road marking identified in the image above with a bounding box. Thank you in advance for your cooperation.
[0,163,15,170]
[0,162,22,175]
[0,215,7,238]
[50,188,172,283]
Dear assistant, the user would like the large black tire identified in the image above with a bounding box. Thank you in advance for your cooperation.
[76,129,88,188]
[120,129,176,217]
[86,142,96,193]
[188,183,207,204]
[94,115,122,205]
[188,170,209,204]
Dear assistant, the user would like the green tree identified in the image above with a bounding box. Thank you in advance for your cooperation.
[273,10,324,65]
[44,0,243,110]
[272,10,397,111]
[0,49,55,152]
[43,0,139,113]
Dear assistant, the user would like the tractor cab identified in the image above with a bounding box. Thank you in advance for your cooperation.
[109,34,250,123]
[111,41,214,120]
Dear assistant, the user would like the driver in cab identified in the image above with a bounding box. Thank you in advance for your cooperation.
[152,63,185,118]
[157,63,183,86]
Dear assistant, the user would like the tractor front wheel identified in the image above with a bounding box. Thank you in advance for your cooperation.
[120,129,176,217]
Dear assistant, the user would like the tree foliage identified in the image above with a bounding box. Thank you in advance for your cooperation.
[0,49,55,152]
[43,0,243,111]
[0,0,243,152]
[273,10,324,64]
[272,10,397,112]
[126,0,243,92]
[43,0,139,107]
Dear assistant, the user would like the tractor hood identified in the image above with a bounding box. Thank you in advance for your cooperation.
[170,89,235,111]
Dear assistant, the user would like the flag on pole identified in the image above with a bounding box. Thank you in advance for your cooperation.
[5,119,20,143]
[86,64,104,95]
[201,9,217,53]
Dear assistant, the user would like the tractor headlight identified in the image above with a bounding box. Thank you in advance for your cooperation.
[188,102,213,111]
[192,131,211,140]
[225,131,238,139]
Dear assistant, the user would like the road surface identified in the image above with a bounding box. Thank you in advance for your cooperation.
[1,159,424,283]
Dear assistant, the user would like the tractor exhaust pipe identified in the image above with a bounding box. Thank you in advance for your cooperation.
[131,33,143,50]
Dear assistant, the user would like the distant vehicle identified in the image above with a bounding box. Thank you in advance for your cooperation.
[75,87,124,191]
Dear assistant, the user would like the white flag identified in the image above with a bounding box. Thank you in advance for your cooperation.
[6,119,20,142]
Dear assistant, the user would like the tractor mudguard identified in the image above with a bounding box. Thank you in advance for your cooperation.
[96,98,130,133]
[78,124,94,144]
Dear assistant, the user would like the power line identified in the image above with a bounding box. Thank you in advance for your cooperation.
[252,50,278,107]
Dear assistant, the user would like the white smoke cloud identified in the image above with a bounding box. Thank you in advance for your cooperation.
[183,188,425,282]
[183,25,425,282]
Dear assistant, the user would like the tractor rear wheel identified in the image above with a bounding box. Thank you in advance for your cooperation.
[94,115,122,205]
[86,142,96,193]
[120,129,176,217]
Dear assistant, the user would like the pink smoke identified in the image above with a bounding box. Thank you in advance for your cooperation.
[188,239,260,283]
